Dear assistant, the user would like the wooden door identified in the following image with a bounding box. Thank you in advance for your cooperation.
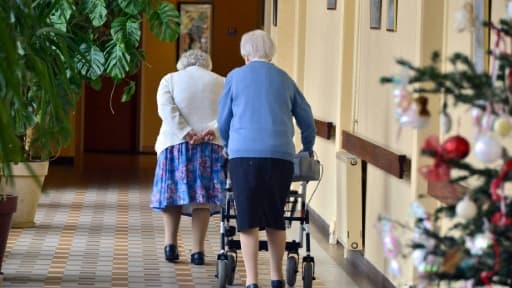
[83,75,138,153]
[211,0,264,76]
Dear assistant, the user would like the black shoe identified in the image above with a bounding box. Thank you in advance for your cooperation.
[190,251,205,265]
[164,244,179,262]
[246,284,259,288]
[271,279,285,288]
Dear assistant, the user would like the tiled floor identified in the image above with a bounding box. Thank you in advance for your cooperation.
[1,154,372,287]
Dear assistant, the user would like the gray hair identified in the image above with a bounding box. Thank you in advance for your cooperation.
[240,30,275,61]
[176,49,212,71]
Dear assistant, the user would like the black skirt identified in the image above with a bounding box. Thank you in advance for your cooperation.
[229,157,293,231]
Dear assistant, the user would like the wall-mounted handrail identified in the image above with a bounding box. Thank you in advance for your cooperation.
[341,130,410,180]
[314,119,336,140]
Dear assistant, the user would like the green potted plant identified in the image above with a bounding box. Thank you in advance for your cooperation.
[0,0,180,265]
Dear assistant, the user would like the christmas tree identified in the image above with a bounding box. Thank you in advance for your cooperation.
[378,12,512,288]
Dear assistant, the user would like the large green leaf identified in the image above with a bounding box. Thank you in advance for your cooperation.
[104,40,130,80]
[76,43,105,79]
[118,0,144,15]
[149,2,180,42]
[84,0,107,27]
[49,0,73,31]
[121,81,135,102]
[111,17,141,47]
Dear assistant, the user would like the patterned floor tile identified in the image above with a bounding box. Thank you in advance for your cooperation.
[1,160,333,287]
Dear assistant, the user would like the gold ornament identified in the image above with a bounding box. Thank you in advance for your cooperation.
[493,117,512,137]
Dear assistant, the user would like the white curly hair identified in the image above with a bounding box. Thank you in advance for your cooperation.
[176,49,212,71]
[240,29,275,61]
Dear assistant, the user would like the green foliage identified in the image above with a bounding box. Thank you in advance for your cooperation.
[0,0,180,164]
[84,0,107,27]
[149,2,181,41]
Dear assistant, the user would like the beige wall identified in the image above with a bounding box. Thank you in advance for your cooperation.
[357,0,448,284]
[302,0,342,234]
[356,1,423,283]
[272,0,343,230]
[270,0,297,75]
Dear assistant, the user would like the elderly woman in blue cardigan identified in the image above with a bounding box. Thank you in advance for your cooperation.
[151,49,225,266]
[217,30,316,288]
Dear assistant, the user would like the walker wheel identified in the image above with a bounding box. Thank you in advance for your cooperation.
[286,255,298,286]
[226,253,236,285]
[216,259,228,288]
[302,261,314,288]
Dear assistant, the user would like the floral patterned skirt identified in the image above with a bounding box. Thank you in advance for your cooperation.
[150,142,226,215]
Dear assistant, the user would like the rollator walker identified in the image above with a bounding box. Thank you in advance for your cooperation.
[216,152,322,288]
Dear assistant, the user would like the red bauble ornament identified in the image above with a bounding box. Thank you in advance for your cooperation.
[441,135,470,160]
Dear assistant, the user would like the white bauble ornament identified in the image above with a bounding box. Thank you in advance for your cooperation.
[474,133,502,163]
[493,117,512,137]
[455,196,477,219]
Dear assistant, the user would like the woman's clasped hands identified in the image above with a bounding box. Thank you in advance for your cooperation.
[185,129,216,144]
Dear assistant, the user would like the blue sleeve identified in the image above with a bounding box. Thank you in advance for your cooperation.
[291,85,316,152]
[217,74,234,148]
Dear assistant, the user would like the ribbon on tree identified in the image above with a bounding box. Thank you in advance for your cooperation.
[490,160,512,201]
[489,160,512,226]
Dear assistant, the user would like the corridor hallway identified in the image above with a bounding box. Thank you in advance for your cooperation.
[2,154,377,287]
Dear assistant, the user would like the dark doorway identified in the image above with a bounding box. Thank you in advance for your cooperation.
[83,75,138,153]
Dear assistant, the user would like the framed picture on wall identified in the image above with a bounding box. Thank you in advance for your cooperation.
[370,0,382,29]
[386,0,398,32]
[273,0,278,26]
[178,3,213,58]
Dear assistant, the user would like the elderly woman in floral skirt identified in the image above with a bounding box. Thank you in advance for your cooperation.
[151,49,225,266]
